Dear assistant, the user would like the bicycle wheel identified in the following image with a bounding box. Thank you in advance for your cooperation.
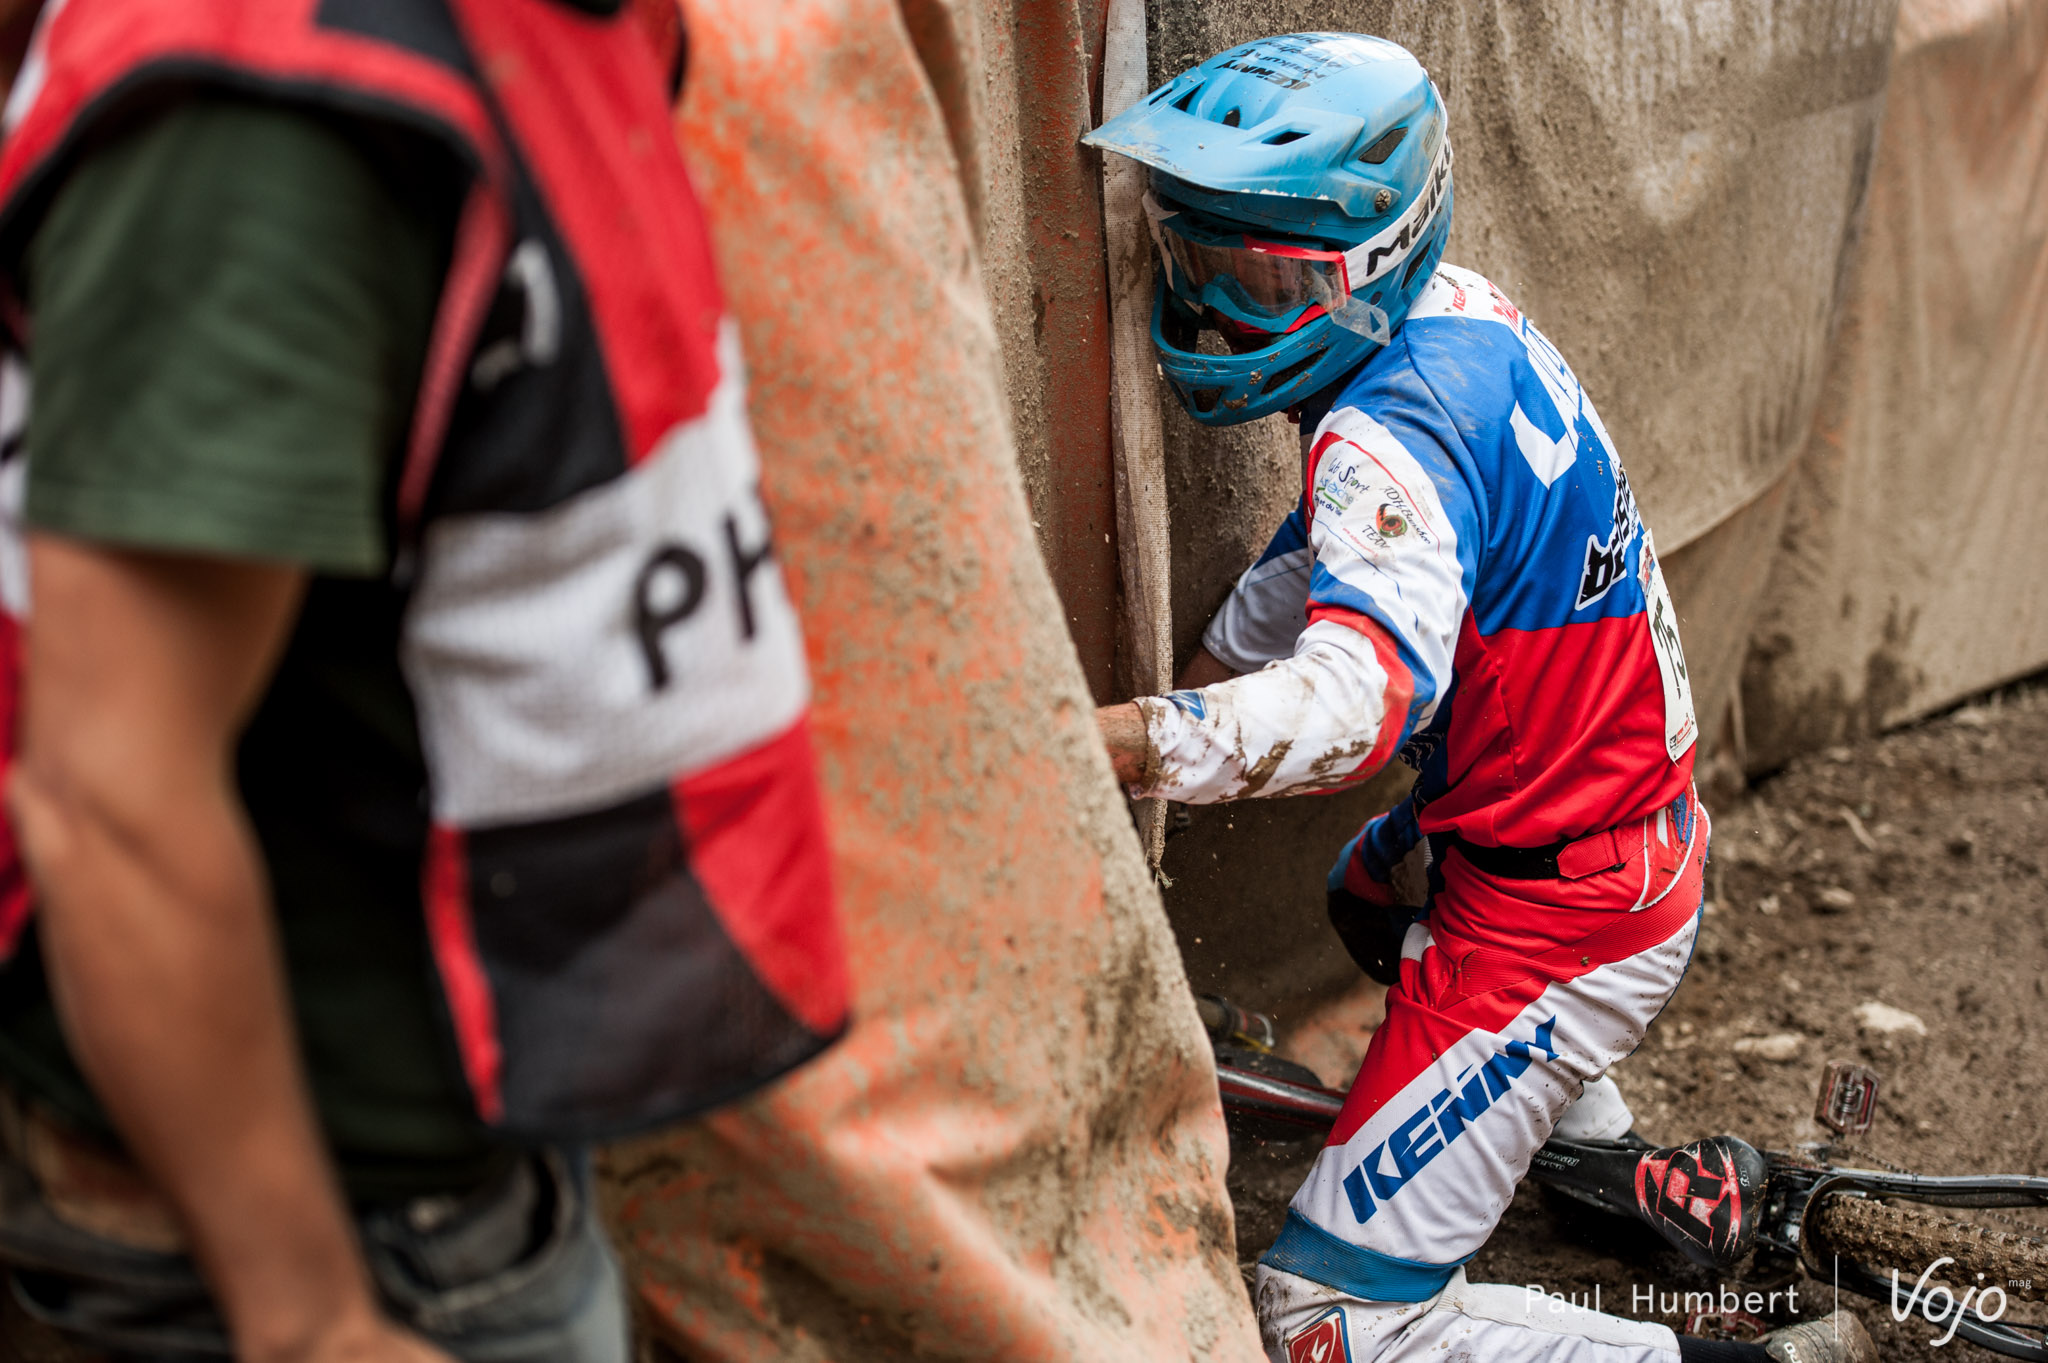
[1807,1194,2048,1304]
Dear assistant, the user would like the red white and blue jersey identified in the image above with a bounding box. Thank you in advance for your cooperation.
[1139,264,1697,850]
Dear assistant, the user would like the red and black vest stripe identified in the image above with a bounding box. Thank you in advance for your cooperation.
[0,0,848,1139]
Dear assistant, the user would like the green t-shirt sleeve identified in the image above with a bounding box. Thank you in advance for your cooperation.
[22,96,446,575]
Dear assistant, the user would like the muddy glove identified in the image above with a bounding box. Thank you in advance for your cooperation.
[1326,813,1423,987]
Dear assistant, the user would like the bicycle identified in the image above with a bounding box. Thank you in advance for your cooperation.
[1198,996,2048,1360]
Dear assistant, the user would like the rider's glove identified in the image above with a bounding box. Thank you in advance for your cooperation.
[1326,816,1421,987]
[1327,885,1415,987]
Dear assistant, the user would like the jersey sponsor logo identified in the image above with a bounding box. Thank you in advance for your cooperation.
[1410,265,1525,333]
[1314,445,1440,565]
[1415,275,1605,489]
[1507,318,1591,488]
[1285,1307,1353,1363]
[1486,278,1520,323]
[1519,319,1580,430]
[1409,264,1523,331]
[1512,309,1634,497]
[1166,688,1209,720]
[1576,467,1642,611]
[1341,1017,1558,1223]
[1509,400,1576,487]
[1396,723,1443,772]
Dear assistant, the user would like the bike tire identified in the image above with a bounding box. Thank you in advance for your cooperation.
[1807,1194,2048,1304]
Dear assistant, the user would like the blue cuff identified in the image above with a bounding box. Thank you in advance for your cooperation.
[1328,831,1365,892]
[1259,1209,1470,1303]
[1328,812,1390,892]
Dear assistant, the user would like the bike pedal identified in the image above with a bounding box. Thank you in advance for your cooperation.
[1634,1135,1768,1271]
[1814,1061,1880,1138]
[1686,1308,1769,1342]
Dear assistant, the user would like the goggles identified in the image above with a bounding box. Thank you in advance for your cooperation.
[1144,193,1346,331]
[1143,135,1454,338]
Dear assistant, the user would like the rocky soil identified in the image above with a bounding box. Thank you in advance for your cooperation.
[1230,683,2048,1362]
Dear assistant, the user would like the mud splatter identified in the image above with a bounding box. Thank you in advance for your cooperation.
[1236,737,1294,799]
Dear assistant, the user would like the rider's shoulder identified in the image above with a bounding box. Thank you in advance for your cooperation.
[1401,263,1529,337]
[1380,264,1561,424]
[1332,265,1528,420]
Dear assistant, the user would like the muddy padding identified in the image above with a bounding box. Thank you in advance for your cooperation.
[598,1,1264,1358]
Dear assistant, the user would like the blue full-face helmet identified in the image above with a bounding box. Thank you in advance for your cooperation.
[1084,34,1453,425]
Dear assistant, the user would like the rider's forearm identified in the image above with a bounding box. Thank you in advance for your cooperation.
[1129,618,1405,803]
[1097,701,1154,788]
[1098,648,1239,787]
[14,769,385,1360]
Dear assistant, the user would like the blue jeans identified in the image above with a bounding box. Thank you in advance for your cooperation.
[0,1133,627,1363]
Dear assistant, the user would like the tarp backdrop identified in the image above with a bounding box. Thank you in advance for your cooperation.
[1741,0,2048,770]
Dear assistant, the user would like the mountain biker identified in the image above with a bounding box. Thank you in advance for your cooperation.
[1086,33,1872,1363]
[0,2,846,1359]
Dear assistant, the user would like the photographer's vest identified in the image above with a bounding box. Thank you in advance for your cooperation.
[0,0,848,1139]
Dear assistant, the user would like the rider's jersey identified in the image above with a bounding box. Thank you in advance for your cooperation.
[1140,264,1697,850]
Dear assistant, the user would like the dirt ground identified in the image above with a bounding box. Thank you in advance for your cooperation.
[1229,682,2048,1362]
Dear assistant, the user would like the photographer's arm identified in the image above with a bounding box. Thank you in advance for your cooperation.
[9,540,449,1363]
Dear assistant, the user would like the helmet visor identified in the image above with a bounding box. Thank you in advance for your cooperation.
[1144,193,1350,329]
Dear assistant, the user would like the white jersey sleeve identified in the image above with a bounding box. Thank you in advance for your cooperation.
[1137,405,1479,804]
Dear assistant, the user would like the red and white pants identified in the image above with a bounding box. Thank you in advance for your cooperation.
[1257,793,1708,1363]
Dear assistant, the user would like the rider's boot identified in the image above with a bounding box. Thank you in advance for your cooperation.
[1759,1310,1877,1363]
[1536,1130,1767,1270]
[1633,1135,1769,1270]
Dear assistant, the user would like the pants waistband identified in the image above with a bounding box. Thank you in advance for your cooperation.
[1430,787,1699,882]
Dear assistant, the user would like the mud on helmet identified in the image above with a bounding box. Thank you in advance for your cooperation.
[1084,33,1453,426]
